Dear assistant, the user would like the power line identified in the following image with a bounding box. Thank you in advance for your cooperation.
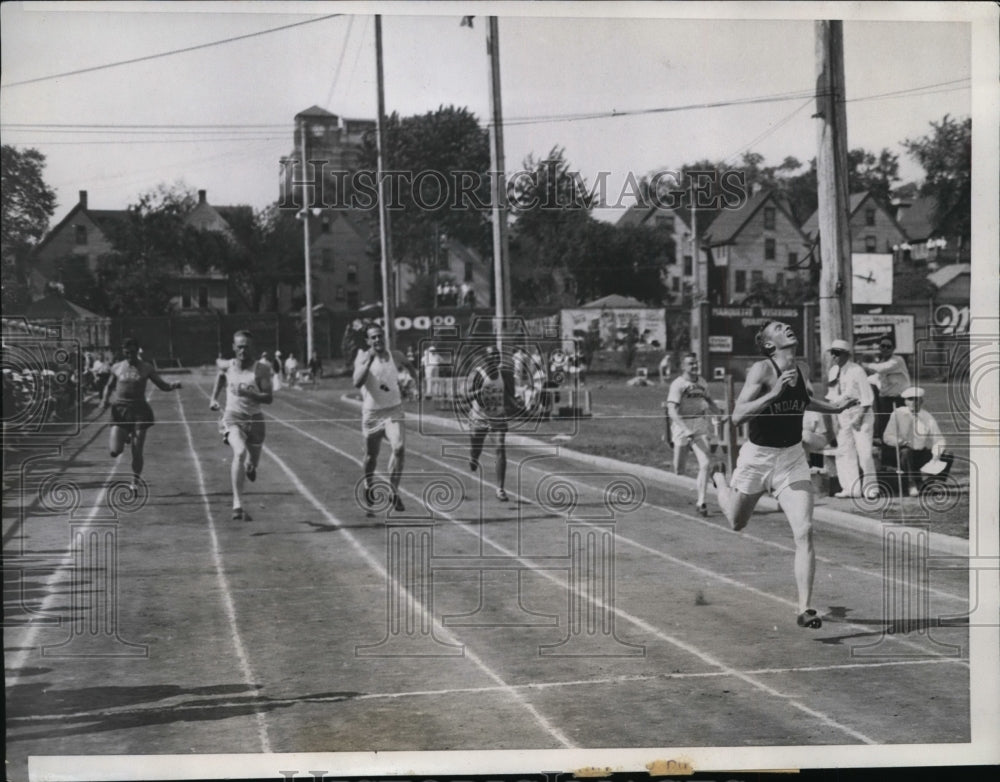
[324,15,356,110]
[0,13,345,89]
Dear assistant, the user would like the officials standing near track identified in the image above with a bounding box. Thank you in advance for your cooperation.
[354,324,407,512]
[711,321,858,629]
[210,330,273,521]
[101,337,182,490]
[827,339,876,499]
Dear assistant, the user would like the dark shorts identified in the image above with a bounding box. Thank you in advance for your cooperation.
[110,401,155,432]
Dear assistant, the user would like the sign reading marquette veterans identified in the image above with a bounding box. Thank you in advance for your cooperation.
[709,306,805,354]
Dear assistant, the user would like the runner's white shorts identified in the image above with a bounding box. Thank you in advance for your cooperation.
[730,441,812,497]
[362,404,405,449]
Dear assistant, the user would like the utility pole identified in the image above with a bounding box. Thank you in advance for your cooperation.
[298,120,315,362]
[487,16,512,344]
[374,15,396,349]
[815,20,853,359]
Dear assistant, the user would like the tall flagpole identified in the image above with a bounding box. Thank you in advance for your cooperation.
[374,15,396,349]
[487,16,511,345]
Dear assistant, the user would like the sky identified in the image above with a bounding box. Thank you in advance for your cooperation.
[0,1,988,228]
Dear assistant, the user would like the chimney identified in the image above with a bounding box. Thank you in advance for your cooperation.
[79,190,88,209]
[198,189,207,204]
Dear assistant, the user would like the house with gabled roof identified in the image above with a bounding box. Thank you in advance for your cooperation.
[801,190,907,256]
[894,194,968,265]
[32,189,249,314]
[701,189,811,304]
[29,190,128,298]
[614,201,708,303]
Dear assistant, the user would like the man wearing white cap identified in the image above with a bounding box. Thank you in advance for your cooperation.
[827,339,876,498]
[883,386,950,497]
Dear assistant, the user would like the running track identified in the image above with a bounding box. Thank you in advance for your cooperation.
[4,372,971,779]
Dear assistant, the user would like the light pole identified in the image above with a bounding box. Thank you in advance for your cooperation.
[298,119,315,362]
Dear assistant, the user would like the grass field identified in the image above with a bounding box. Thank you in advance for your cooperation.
[528,375,972,540]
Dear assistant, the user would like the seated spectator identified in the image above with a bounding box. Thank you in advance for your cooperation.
[882,386,952,497]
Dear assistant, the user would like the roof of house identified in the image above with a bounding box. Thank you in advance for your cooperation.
[25,293,103,320]
[580,294,647,309]
[927,263,970,289]
[897,194,940,242]
[296,105,338,118]
[801,191,873,238]
[34,203,130,255]
[703,189,804,246]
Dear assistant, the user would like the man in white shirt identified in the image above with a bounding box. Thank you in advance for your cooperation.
[667,353,725,516]
[354,324,406,512]
[861,335,911,442]
[882,386,950,497]
[827,339,876,498]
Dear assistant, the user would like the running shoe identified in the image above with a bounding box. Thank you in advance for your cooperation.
[392,493,405,512]
[697,503,708,517]
[496,488,509,502]
[245,461,256,482]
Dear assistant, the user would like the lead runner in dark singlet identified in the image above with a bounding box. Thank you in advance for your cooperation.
[712,321,858,629]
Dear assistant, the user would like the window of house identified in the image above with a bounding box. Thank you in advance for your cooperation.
[865,235,877,252]
[198,286,209,309]
[734,270,746,293]
[335,285,345,301]
[657,215,675,231]
[764,238,775,260]
[346,290,360,310]
[464,261,474,283]
[776,273,785,288]
[683,255,693,276]
[751,270,763,285]
[75,225,88,245]
[437,247,450,270]
[181,288,192,308]
[763,207,775,230]
[865,208,876,227]
[347,263,358,283]
[322,248,334,271]
[788,251,798,268]
[672,277,680,292]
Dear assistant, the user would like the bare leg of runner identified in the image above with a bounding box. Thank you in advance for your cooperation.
[130,428,147,485]
[690,436,712,510]
[711,470,761,532]
[109,425,128,458]
[494,432,508,501]
[227,427,250,517]
[776,480,821,626]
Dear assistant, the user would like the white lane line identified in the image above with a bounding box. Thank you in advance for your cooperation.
[7,656,966,726]
[175,392,273,754]
[260,443,576,749]
[278,394,968,662]
[6,461,122,690]
[189,377,576,749]
[263,400,880,745]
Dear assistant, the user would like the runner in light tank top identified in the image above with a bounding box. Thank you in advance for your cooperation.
[710,321,859,630]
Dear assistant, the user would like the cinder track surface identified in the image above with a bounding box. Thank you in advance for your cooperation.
[4,372,971,780]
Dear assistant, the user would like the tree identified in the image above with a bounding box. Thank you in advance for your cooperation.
[1,145,57,310]
[903,114,971,246]
[360,106,492,283]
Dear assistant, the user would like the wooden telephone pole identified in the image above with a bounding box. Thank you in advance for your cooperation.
[815,20,852,357]
[374,15,396,348]
[487,16,512,343]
